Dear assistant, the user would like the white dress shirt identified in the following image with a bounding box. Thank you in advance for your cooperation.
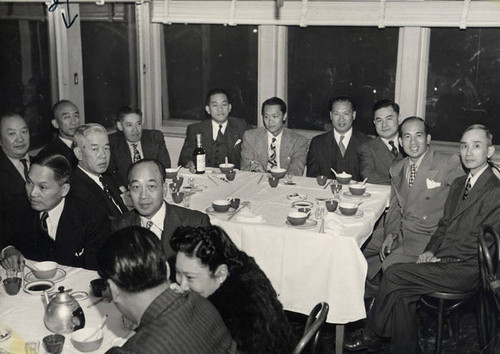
[334,128,353,149]
[267,130,283,168]
[44,198,66,241]
[140,202,166,240]
[211,120,228,141]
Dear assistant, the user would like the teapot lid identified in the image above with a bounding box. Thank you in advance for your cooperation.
[53,286,77,304]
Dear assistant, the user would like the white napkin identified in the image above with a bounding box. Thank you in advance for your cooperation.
[236,208,265,223]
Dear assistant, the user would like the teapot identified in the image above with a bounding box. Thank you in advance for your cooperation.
[44,286,85,334]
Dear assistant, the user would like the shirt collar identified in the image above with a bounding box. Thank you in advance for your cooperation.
[7,154,29,166]
[267,130,283,143]
[380,135,399,151]
[408,150,427,170]
[45,198,66,239]
[78,165,102,187]
[467,164,489,188]
[58,136,73,148]
[140,201,166,231]
[333,128,353,143]
[212,120,228,138]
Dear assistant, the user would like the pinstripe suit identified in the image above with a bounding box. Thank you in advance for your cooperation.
[365,167,500,352]
[106,288,237,354]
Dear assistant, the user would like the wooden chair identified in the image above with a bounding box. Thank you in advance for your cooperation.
[292,302,329,354]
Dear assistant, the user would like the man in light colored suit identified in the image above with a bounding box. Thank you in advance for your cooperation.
[345,124,500,353]
[240,97,308,176]
[358,99,404,185]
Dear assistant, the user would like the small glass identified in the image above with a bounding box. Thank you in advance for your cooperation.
[316,175,327,186]
[25,341,40,354]
[172,191,184,204]
[188,177,195,188]
[330,180,343,198]
[3,269,22,295]
[183,193,191,208]
[268,176,279,188]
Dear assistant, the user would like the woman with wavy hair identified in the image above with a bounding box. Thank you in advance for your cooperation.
[170,225,296,354]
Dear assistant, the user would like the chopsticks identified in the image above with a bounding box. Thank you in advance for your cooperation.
[257,175,264,184]
[207,175,219,186]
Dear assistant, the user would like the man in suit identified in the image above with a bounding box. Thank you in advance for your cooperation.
[307,95,370,180]
[99,227,237,354]
[112,159,210,263]
[0,113,32,229]
[178,89,248,170]
[358,99,404,185]
[240,97,308,176]
[109,106,171,187]
[69,124,128,218]
[37,100,80,168]
[1,154,110,271]
[345,124,500,353]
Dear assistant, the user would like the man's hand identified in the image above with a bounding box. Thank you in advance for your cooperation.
[379,233,399,261]
[416,251,439,264]
[1,247,25,270]
[186,161,196,174]
[250,161,265,173]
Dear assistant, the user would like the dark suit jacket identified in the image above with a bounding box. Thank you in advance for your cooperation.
[425,167,500,260]
[306,129,370,180]
[109,130,171,187]
[178,117,249,169]
[0,149,31,234]
[111,202,210,261]
[37,137,78,169]
[358,136,404,185]
[4,197,110,270]
[69,167,128,218]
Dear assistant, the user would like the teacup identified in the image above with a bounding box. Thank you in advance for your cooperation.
[287,211,308,226]
[270,168,287,179]
[165,168,178,179]
[212,199,231,212]
[43,334,65,354]
[225,170,236,181]
[268,176,279,188]
[325,199,339,212]
[172,192,184,204]
[229,198,240,210]
[316,175,327,186]
[173,176,184,189]
[336,172,352,184]
[90,278,106,297]
[219,163,235,174]
[338,201,358,216]
[349,183,366,196]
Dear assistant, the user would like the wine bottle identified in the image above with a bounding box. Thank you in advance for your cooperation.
[193,133,206,174]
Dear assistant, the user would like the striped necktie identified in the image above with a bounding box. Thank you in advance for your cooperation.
[339,135,346,157]
[463,177,471,200]
[268,137,277,171]
[40,212,49,233]
[19,158,29,181]
[389,141,399,159]
[408,163,417,187]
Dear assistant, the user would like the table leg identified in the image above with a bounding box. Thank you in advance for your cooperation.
[335,324,344,354]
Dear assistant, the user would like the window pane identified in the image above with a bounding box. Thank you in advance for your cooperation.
[162,24,258,125]
[288,27,398,134]
[427,28,500,144]
[80,3,137,128]
[0,3,52,148]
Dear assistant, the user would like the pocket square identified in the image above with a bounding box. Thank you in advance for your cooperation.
[426,178,441,189]
[234,139,242,147]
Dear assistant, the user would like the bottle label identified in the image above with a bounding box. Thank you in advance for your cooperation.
[196,154,206,172]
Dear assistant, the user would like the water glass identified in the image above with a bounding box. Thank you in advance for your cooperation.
[3,269,22,295]
[330,180,342,198]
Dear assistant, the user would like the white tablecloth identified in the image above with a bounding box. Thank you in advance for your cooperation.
[0,266,130,353]
[171,169,391,324]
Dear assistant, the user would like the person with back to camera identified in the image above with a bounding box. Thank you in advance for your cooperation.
[171,225,296,354]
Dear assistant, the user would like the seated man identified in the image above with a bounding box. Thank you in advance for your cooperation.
[0,113,32,229]
[109,106,171,187]
[98,226,237,354]
[363,117,464,297]
[38,100,80,169]
[70,123,128,218]
[345,124,500,353]
[307,95,370,181]
[358,99,404,185]
[240,97,308,176]
[112,159,210,262]
[178,88,248,170]
[1,154,110,270]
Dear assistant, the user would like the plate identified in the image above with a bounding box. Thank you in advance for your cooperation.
[24,268,66,283]
[292,200,314,209]
[334,210,364,218]
[287,193,307,201]
[343,191,372,199]
[23,280,55,295]
[286,219,318,229]
[282,181,297,186]
[0,324,12,342]
[205,206,237,215]
[71,291,89,301]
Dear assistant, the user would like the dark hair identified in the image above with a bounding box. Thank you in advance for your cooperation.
[127,158,166,184]
[116,106,143,122]
[205,88,230,106]
[372,99,400,115]
[97,226,168,293]
[261,97,287,115]
[399,116,430,136]
[0,112,25,127]
[171,225,246,273]
[328,95,356,112]
[52,100,77,119]
[463,124,493,146]
[30,154,71,185]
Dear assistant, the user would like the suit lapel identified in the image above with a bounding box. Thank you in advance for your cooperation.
[323,132,338,172]
[407,149,439,201]
[393,161,408,208]
[141,132,155,159]
[256,130,269,168]
[117,135,133,166]
[200,121,214,158]
[374,138,392,170]
[0,149,25,184]
[279,129,292,167]
[225,119,238,151]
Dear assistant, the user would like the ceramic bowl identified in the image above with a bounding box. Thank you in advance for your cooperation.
[32,261,58,279]
[338,201,358,216]
[287,211,308,226]
[71,328,104,352]
[212,199,231,213]
[325,199,339,212]
[165,168,178,179]
[336,172,352,185]
[219,163,235,174]
[349,184,367,196]
[270,168,287,179]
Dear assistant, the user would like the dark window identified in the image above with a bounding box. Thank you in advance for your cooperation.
[288,26,398,135]
[162,24,258,126]
[427,28,500,144]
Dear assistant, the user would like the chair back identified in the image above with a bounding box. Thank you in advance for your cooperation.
[292,302,329,354]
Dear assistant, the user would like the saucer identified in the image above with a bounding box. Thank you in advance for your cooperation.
[205,206,237,215]
[292,200,314,209]
[334,210,364,218]
[24,268,66,283]
[343,191,371,199]
[287,193,307,201]
[0,324,12,342]
[23,280,55,295]
[286,219,318,229]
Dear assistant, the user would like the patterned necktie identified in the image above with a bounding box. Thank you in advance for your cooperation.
[388,140,399,159]
[216,124,224,142]
[40,212,49,232]
[19,158,29,181]
[408,163,417,187]
[268,137,277,171]
[463,177,472,200]
[146,220,154,229]
[339,135,346,157]
[132,143,141,163]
